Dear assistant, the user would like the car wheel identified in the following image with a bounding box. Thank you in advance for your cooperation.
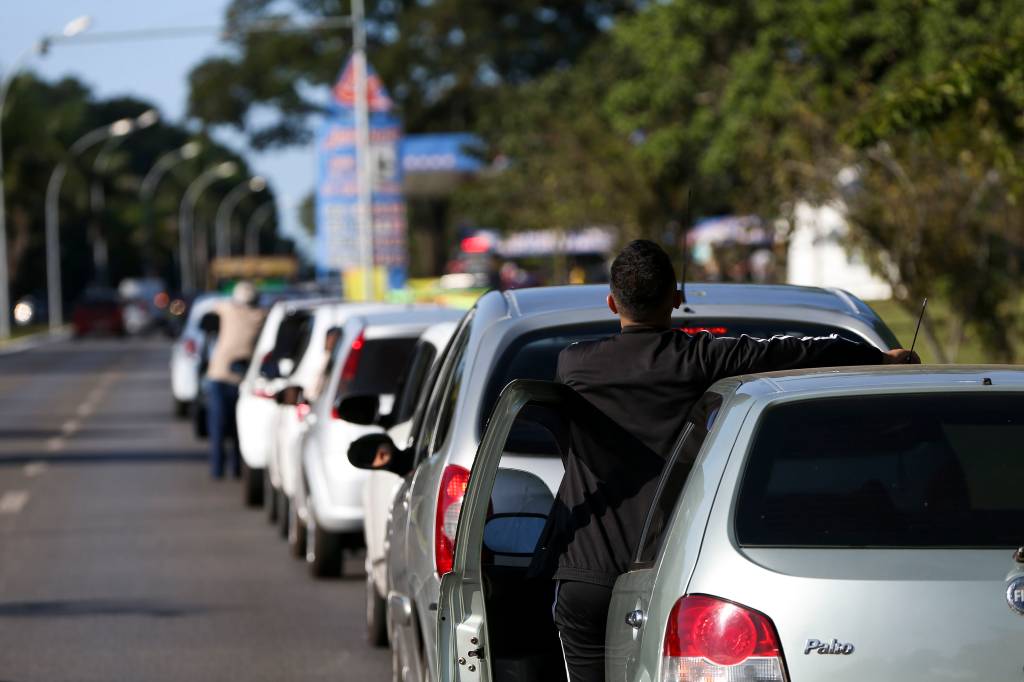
[366,572,388,647]
[173,398,189,419]
[277,491,290,539]
[192,403,208,439]
[242,463,263,507]
[265,476,278,524]
[309,524,342,578]
[287,501,307,558]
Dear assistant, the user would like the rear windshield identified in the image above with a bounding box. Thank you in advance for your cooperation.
[478,318,876,437]
[735,393,1024,548]
[346,337,418,396]
[274,311,314,362]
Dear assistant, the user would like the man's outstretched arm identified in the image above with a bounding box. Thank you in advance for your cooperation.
[691,332,918,386]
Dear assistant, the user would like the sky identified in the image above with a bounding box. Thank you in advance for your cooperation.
[1,0,320,257]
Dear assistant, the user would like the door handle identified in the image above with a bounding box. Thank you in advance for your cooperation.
[625,609,646,629]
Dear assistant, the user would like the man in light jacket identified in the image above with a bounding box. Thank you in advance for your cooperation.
[205,281,266,479]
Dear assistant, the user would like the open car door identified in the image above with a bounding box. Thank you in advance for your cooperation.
[437,379,575,682]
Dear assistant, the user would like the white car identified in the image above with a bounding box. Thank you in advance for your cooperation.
[294,306,463,577]
[169,293,225,418]
[351,283,900,682]
[267,301,396,539]
[360,321,458,646]
[236,297,334,506]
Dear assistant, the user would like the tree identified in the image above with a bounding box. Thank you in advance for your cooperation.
[2,73,268,303]
[187,0,642,147]
[598,0,1024,360]
[452,50,657,246]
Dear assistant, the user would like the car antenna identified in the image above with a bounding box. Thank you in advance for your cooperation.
[908,297,928,363]
[679,187,693,312]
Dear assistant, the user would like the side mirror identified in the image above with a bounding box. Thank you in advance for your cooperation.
[275,385,304,406]
[348,433,403,471]
[198,312,220,334]
[483,514,548,557]
[333,393,380,425]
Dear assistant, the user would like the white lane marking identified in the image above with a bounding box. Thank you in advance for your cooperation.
[0,490,30,514]
[23,462,48,478]
[46,437,64,452]
[60,419,80,435]
[76,401,96,417]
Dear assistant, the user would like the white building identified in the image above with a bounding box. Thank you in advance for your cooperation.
[786,201,892,301]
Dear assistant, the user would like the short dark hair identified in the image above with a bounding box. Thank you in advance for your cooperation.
[609,240,677,321]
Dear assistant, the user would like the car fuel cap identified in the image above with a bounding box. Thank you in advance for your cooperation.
[1007,575,1024,616]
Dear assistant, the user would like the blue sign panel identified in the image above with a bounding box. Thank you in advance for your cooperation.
[315,56,407,288]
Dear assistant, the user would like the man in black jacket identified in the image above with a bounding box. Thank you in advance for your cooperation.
[549,240,917,682]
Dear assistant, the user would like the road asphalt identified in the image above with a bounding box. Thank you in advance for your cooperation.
[0,337,390,681]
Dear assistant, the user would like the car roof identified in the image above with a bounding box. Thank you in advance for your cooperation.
[420,321,459,350]
[501,282,877,320]
[353,307,464,330]
[730,365,1024,397]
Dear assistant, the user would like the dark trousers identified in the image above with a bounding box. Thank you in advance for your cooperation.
[205,380,240,478]
[553,580,614,682]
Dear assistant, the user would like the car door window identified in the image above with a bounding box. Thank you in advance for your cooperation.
[391,341,437,425]
[412,313,473,465]
[633,392,723,566]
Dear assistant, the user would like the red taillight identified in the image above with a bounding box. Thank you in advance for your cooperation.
[340,330,365,383]
[434,464,470,575]
[296,402,311,422]
[662,595,785,681]
[184,339,197,356]
[679,326,729,336]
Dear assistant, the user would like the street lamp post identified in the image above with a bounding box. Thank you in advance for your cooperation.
[245,202,275,257]
[214,176,266,259]
[89,109,158,285]
[140,141,202,276]
[0,15,92,338]
[43,110,158,330]
[178,162,237,294]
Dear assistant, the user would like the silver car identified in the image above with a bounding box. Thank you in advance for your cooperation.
[438,365,1024,682]
[366,283,898,682]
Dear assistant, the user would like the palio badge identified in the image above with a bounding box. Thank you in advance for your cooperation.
[804,639,855,655]
[1007,576,1024,616]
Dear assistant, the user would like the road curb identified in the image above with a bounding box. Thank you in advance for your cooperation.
[0,328,72,356]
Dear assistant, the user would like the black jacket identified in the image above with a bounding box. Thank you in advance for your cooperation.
[541,326,885,586]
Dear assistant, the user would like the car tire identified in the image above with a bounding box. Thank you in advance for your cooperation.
[277,491,289,539]
[173,398,189,419]
[242,463,263,507]
[309,524,342,578]
[366,572,388,647]
[265,476,278,524]
[287,501,307,558]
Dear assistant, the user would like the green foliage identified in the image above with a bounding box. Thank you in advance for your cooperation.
[2,73,270,301]
[188,0,641,147]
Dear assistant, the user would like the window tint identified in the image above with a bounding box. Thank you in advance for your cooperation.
[345,337,418,396]
[634,392,723,565]
[431,337,470,455]
[736,392,1024,547]
[478,322,621,434]
[392,341,437,425]
[413,316,473,463]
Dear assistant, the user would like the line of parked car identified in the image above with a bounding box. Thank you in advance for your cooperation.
[170,283,1024,682]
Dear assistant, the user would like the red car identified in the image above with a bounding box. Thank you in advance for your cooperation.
[71,290,125,338]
